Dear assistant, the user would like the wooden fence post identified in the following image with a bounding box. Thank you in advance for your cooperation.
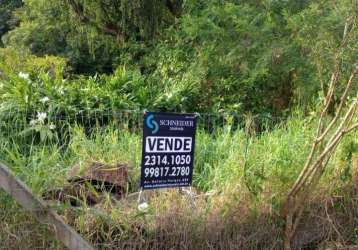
[0,161,96,250]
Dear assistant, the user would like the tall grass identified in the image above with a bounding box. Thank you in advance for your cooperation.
[0,113,355,196]
[0,113,357,249]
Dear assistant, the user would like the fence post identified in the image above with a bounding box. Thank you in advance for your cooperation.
[0,161,96,250]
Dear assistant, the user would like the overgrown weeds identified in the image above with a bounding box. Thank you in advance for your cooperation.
[0,113,357,249]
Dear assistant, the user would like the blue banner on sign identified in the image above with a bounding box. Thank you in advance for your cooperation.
[140,112,198,189]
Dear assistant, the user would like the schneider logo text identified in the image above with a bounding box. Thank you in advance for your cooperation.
[159,119,194,127]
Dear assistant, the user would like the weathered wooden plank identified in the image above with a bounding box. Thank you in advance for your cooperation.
[0,162,96,250]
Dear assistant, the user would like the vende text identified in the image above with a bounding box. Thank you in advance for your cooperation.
[145,137,192,153]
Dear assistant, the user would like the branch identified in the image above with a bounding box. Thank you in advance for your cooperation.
[289,67,340,196]
[345,122,358,134]
[294,100,357,193]
[340,16,356,48]
[67,0,124,39]
[317,66,358,141]
[289,96,357,196]
[317,67,339,133]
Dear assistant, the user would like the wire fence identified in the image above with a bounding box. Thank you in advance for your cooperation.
[0,107,283,147]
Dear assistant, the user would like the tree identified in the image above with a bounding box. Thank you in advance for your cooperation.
[3,0,124,74]
[0,0,22,46]
[66,0,183,41]
[283,9,358,249]
[3,0,183,74]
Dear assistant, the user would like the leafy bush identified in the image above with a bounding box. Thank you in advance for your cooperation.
[5,0,350,115]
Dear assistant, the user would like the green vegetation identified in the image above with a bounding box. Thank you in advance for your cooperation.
[1,0,357,114]
[0,0,357,249]
[0,112,357,248]
[0,0,21,46]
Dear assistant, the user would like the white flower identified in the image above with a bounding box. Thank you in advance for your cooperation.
[138,202,149,211]
[29,119,37,126]
[56,86,65,95]
[49,124,56,130]
[37,112,47,123]
[58,87,65,95]
[40,96,50,103]
[18,72,30,80]
[166,92,173,99]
